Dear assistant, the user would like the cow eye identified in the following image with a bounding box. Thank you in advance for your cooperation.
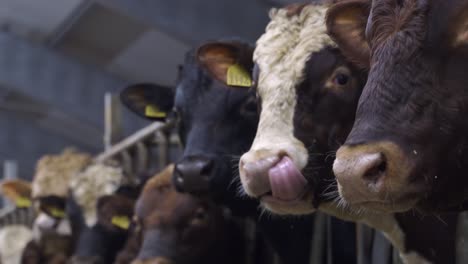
[335,73,349,86]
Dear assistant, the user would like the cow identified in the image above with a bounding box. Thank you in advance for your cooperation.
[327,0,468,213]
[0,179,34,264]
[195,3,457,263]
[119,40,330,264]
[21,148,92,264]
[67,162,139,264]
[114,164,246,264]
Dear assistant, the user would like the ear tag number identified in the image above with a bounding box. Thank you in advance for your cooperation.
[145,105,167,118]
[112,216,130,230]
[227,64,252,87]
[15,197,32,208]
[48,207,66,218]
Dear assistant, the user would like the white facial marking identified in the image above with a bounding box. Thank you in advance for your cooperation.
[70,163,124,227]
[32,149,91,198]
[0,225,33,264]
[250,5,336,169]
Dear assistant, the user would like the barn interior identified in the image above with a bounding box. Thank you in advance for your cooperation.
[0,1,467,264]
[0,0,291,178]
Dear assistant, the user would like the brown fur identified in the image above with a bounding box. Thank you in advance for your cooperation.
[118,164,244,264]
[1,180,31,204]
[197,42,254,86]
[96,195,135,233]
[21,233,72,264]
[328,0,468,213]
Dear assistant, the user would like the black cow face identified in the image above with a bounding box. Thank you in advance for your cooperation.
[68,187,137,264]
[120,41,258,210]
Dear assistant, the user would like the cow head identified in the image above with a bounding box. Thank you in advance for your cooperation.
[26,149,90,262]
[213,4,365,215]
[67,163,137,264]
[68,192,136,264]
[328,0,468,212]
[127,164,241,264]
[120,41,258,206]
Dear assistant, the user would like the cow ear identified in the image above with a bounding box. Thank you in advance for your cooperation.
[120,83,175,121]
[97,195,134,231]
[1,179,33,208]
[197,42,254,88]
[37,196,67,219]
[326,0,371,69]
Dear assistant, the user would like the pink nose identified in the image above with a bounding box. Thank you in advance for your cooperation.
[239,156,278,197]
[240,155,308,201]
[334,152,386,186]
[333,141,410,207]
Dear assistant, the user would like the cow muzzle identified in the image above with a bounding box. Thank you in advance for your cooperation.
[239,148,314,215]
[173,155,214,194]
[333,141,421,212]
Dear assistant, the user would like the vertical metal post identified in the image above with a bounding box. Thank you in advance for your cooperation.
[4,160,18,180]
[457,212,468,264]
[3,160,18,208]
[104,93,122,151]
[156,131,169,168]
[310,212,327,264]
[357,223,374,264]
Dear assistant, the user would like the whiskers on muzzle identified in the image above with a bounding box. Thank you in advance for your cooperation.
[321,181,339,201]
[329,194,371,217]
[226,155,250,199]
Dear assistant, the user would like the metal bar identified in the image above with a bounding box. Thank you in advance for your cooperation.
[310,212,327,264]
[326,216,333,264]
[357,223,374,264]
[156,131,169,168]
[95,121,174,163]
[104,93,122,150]
[3,160,18,208]
[3,160,18,180]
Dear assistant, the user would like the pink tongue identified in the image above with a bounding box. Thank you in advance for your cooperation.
[268,156,308,201]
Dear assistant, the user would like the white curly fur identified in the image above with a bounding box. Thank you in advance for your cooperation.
[250,5,336,171]
[70,163,124,227]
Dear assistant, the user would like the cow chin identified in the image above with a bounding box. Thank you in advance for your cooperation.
[337,181,423,213]
[260,191,316,215]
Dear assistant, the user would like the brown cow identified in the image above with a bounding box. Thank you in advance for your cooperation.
[115,164,245,264]
[328,0,468,213]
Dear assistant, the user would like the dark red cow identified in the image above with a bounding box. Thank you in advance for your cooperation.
[115,164,245,264]
[328,0,468,213]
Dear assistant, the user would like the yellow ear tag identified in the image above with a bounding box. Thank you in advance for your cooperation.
[112,216,130,230]
[15,197,32,208]
[145,105,167,118]
[49,207,66,218]
[227,64,252,87]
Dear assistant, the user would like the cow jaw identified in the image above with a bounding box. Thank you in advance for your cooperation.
[239,4,334,215]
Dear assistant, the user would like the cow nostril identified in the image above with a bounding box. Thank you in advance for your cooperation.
[362,154,386,183]
[173,156,215,192]
[200,159,214,178]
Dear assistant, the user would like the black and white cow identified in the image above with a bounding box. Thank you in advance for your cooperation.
[120,39,356,264]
